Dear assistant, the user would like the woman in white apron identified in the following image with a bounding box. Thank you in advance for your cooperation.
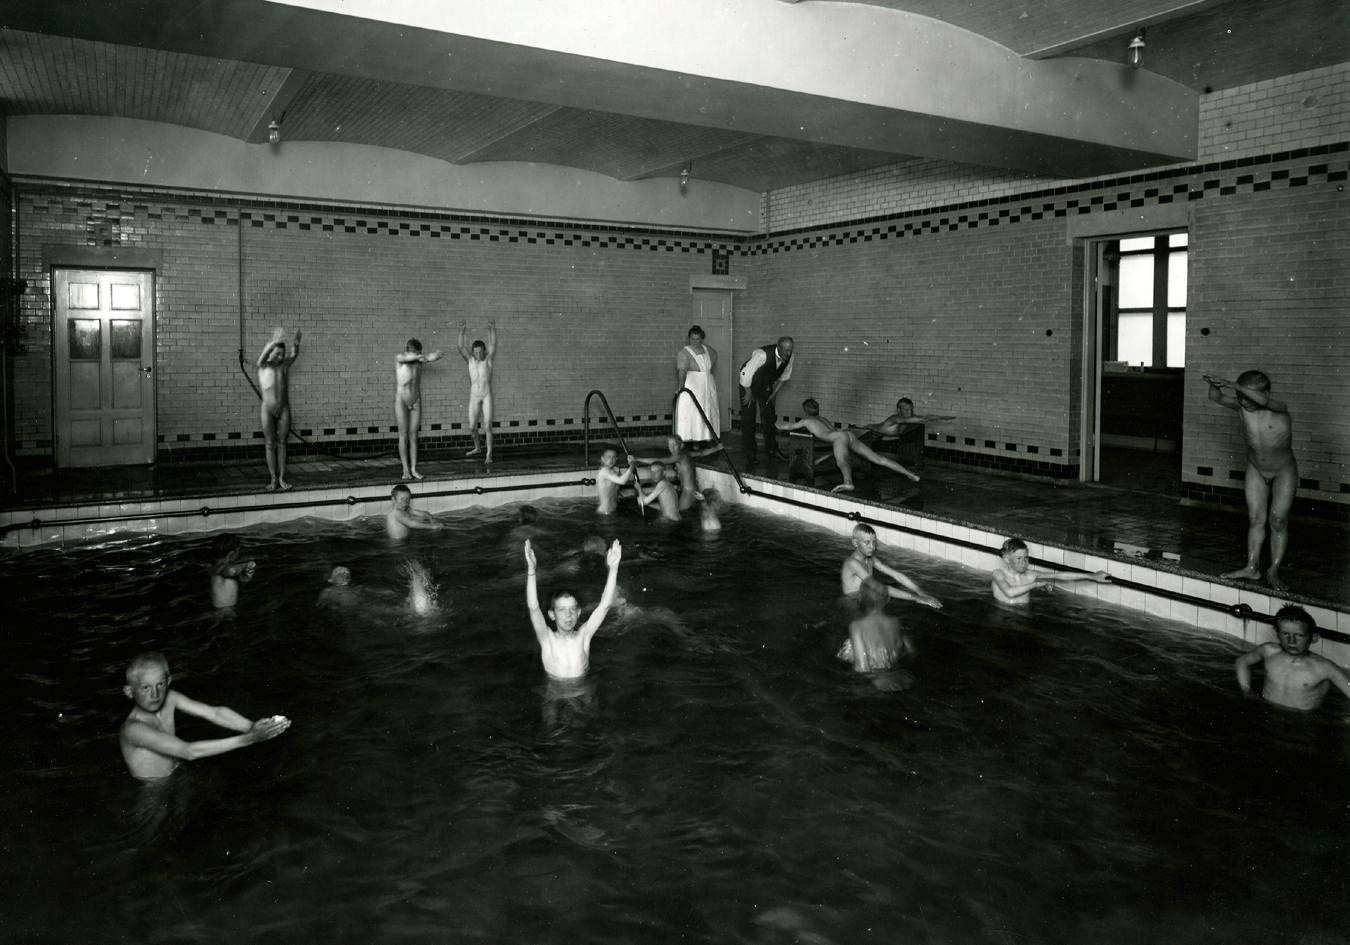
[675,325,720,445]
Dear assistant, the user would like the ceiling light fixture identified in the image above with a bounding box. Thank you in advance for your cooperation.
[267,118,281,145]
[679,162,691,194]
[1127,30,1146,70]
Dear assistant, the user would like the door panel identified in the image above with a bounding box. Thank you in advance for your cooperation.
[690,288,733,435]
[54,269,156,467]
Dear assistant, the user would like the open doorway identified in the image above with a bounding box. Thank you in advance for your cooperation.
[1082,231,1188,493]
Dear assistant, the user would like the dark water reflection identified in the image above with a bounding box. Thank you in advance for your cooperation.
[1,500,1346,945]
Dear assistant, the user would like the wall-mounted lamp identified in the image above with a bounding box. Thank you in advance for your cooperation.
[267,118,281,145]
[1127,30,1146,70]
[679,162,691,194]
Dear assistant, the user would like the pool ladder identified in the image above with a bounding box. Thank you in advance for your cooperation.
[581,387,749,495]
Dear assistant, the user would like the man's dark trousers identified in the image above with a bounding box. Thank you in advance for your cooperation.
[741,393,779,462]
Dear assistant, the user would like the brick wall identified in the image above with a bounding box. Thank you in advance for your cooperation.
[732,147,1349,503]
[737,220,1082,474]
[766,63,1350,233]
[13,187,731,458]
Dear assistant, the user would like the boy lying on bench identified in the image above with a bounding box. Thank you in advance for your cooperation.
[777,399,920,493]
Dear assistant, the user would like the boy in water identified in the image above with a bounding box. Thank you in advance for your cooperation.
[838,577,916,672]
[1235,606,1350,711]
[210,533,256,609]
[630,435,721,511]
[778,399,920,493]
[523,538,623,679]
[394,338,444,481]
[256,326,301,491]
[118,651,290,780]
[637,461,682,522]
[697,487,723,533]
[841,523,942,610]
[317,565,359,608]
[990,537,1111,604]
[596,448,637,515]
[386,483,446,540]
[1203,370,1298,589]
[457,321,497,462]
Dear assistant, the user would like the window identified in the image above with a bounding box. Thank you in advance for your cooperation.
[1111,233,1187,368]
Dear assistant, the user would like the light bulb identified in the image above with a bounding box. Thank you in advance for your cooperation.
[1127,32,1146,70]
[267,120,281,145]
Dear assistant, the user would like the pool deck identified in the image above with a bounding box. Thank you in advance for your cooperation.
[3,438,1347,612]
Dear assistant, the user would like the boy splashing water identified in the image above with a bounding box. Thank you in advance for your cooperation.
[523,538,623,679]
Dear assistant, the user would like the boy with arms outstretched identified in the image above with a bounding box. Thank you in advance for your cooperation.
[841,523,942,610]
[523,538,623,679]
[1203,370,1298,589]
[990,537,1110,605]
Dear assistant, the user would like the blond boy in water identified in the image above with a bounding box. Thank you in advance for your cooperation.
[524,538,623,679]
[118,651,289,780]
[596,448,637,515]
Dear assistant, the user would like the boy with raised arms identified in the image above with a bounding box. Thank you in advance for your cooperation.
[524,538,623,679]
[256,326,301,492]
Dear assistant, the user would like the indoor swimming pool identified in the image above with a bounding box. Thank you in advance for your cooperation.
[2,498,1347,945]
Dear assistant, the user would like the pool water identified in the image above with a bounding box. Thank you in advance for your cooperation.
[2,499,1347,945]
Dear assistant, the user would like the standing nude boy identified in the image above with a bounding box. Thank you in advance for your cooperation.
[257,327,301,491]
[1204,370,1297,589]
[395,338,444,481]
[457,321,496,462]
[118,652,289,779]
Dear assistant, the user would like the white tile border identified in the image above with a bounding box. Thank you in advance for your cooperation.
[699,468,1349,665]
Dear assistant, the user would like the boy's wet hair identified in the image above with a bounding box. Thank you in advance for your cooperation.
[701,487,722,508]
[852,523,876,538]
[857,576,889,613]
[650,460,665,473]
[668,434,685,450]
[600,447,618,460]
[391,483,412,499]
[897,397,914,409]
[518,505,539,525]
[406,338,422,353]
[471,339,487,352]
[802,398,820,414]
[1274,604,1315,634]
[1000,537,1028,556]
[548,588,579,616]
[582,536,607,556]
[126,650,169,683]
[1236,369,1270,391]
[212,533,241,557]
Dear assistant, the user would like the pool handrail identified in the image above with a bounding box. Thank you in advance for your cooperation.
[0,475,597,535]
[730,476,1349,643]
[671,387,750,495]
[582,389,636,467]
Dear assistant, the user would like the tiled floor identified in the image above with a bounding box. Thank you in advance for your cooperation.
[4,438,1347,609]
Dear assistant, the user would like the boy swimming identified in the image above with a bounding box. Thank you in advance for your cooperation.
[210,533,257,609]
[523,537,623,679]
[118,651,289,779]
[630,435,720,511]
[990,537,1110,604]
[1235,605,1350,711]
[386,483,446,540]
[596,448,637,515]
[841,523,941,609]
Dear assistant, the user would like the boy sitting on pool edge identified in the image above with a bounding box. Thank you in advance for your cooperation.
[1235,605,1350,712]
[991,538,1110,604]
[523,538,623,679]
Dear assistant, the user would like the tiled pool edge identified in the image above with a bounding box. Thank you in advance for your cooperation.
[0,469,594,548]
[701,469,1350,670]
